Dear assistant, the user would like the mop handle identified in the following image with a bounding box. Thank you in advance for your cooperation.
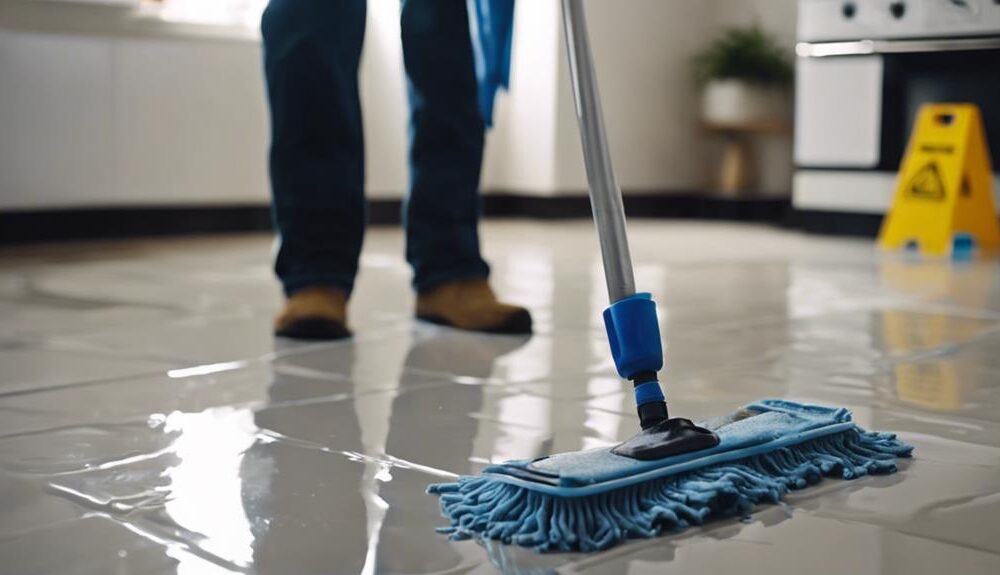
[560,0,636,304]
[562,0,670,429]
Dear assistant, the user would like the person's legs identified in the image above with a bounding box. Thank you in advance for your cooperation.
[400,0,531,334]
[400,0,490,292]
[262,0,367,298]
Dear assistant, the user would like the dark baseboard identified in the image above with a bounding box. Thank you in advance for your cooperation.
[0,206,275,245]
[0,193,795,244]
[784,209,885,238]
[0,203,382,244]
[624,194,791,221]
[483,193,793,222]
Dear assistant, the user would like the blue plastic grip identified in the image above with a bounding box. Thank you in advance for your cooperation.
[602,293,664,379]
[633,380,665,406]
[952,233,975,261]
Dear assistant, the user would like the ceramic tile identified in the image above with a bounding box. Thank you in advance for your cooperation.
[1,222,999,574]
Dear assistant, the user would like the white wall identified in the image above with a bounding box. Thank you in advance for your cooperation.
[0,0,798,209]
[710,0,798,196]
[500,0,798,196]
[490,0,798,196]
[0,31,117,209]
[553,0,719,194]
[359,0,408,199]
[481,0,563,195]
[0,28,271,209]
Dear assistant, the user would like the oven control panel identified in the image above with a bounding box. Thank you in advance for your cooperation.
[799,0,1000,41]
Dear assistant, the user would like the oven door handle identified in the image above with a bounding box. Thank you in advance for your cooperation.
[797,37,1000,58]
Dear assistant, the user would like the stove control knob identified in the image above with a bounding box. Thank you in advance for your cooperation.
[890,1,906,19]
[842,1,857,18]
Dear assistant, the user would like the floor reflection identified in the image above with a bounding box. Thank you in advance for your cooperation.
[879,258,999,414]
[240,327,534,574]
[4,222,1000,573]
[162,408,258,572]
[378,330,531,573]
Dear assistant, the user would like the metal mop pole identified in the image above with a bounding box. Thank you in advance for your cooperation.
[561,0,673,429]
[560,0,636,304]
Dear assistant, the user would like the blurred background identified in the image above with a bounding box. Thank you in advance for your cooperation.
[4,0,997,240]
[0,0,802,239]
[3,3,1000,573]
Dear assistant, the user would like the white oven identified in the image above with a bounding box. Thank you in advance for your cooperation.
[793,0,1000,214]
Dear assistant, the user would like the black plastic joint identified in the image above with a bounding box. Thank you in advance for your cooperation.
[637,401,669,430]
[630,371,658,385]
[629,371,668,429]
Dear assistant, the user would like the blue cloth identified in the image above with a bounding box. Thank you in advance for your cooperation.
[428,399,913,552]
[261,0,490,296]
[466,0,515,126]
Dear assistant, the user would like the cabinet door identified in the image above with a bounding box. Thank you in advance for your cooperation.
[0,31,115,209]
[114,37,269,205]
[794,55,883,168]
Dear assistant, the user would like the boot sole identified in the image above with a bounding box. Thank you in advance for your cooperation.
[416,309,533,335]
[275,317,352,341]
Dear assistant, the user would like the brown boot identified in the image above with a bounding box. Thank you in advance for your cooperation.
[274,287,351,340]
[416,279,532,335]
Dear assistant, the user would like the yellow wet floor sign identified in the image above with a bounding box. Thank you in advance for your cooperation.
[878,103,999,256]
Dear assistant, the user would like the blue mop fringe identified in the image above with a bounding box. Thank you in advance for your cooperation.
[427,428,912,552]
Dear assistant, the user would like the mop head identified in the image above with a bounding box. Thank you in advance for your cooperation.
[427,399,913,552]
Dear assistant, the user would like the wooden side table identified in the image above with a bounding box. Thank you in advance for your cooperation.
[703,119,789,198]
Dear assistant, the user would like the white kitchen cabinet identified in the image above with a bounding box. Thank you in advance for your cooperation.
[0,30,117,209]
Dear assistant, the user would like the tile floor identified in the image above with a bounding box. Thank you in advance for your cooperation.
[0,220,998,574]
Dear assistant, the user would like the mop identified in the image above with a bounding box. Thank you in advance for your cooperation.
[428,0,913,552]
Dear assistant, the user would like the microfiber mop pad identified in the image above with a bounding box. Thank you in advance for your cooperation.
[428,399,913,552]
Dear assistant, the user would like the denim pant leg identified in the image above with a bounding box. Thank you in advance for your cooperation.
[401,0,491,293]
[262,0,367,297]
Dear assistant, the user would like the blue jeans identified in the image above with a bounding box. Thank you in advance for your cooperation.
[262,0,490,297]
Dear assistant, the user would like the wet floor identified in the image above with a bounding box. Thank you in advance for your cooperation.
[1,220,998,574]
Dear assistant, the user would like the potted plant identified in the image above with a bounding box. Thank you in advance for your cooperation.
[692,25,793,126]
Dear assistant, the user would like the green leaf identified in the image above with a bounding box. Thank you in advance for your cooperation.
[691,25,794,88]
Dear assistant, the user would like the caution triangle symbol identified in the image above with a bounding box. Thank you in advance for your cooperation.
[906,162,946,200]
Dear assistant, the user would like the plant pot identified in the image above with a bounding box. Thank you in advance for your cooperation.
[701,79,789,126]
